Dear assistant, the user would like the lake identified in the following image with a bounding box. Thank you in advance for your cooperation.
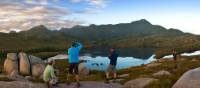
[48,49,200,71]
[49,48,157,71]
[80,55,156,71]
[80,48,156,71]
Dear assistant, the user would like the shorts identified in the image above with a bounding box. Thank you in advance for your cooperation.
[106,64,116,73]
[69,63,79,75]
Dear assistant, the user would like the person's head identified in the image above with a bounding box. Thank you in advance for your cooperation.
[110,48,115,52]
[72,42,77,47]
[48,59,55,66]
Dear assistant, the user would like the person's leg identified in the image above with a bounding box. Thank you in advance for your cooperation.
[106,65,111,79]
[75,63,80,87]
[106,72,109,79]
[105,64,111,83]
[66,63,73,85]
[113,65,117,79]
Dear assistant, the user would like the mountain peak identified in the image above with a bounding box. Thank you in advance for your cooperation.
[131,19,152,25]
[30,25,48,30]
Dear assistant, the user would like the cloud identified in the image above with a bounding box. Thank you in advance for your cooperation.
[70,0,109,8]
[0,0,83,32]
[0,0,110,33]
[24,0,48,5]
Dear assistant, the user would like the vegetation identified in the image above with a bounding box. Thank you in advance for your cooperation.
[26,55,200,88]
[1,19,200,59]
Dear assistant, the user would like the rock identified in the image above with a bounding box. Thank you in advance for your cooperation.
[123,78,158,88]
[172,67,200,88]
[79,63,90,76]
[153,70,171,77]
[118,74,129,78]
[7,53,18,61]
[19,52,31,76]
[191,59,198,62]
[32,64,45,78]
[25,76,34,80]
[146,63,161,68]
[3,53,19,77]
[158,58,174,62]
[29,55,44,65]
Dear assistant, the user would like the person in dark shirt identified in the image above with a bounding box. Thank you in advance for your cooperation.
[172,50,177,61]
[105,48,118,83]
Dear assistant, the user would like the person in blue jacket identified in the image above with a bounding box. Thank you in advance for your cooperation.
[66,42,83,87]
[105,48,118,83]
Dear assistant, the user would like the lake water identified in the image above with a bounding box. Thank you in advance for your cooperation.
[48,48,200,71]
[80,55,156,71]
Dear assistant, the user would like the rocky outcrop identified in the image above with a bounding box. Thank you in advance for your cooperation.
[29,55,44,65]
[3,53,19,77]
[153,70,171,77]
[172,67,200,88]
[32,64,45,78]
[123,78,158,88]
[4,52,45,79]
[19,52,31,76]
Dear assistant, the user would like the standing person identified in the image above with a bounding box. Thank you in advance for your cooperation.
[66,42,83,87]
[172,50,177,61]
[43,59,58,88]
[172,50,179,70]
[105,48,118,83]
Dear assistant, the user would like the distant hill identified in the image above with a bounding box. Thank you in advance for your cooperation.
[0,19,200,58]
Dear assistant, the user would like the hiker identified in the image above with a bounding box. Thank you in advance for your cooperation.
[172,50,177,61]
[172,50,179,70]
[43,59,58,88]
[66,42,83,87]
[105,48,118,83]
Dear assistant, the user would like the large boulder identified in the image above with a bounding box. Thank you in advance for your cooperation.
[123,78,158,88]
[3,53,19,77]
[153,70,171,77]
[28,55,44,65]
[19,52,31,76]
[32,64,45,78]
[79,63,90,76]
[172,67,200,88]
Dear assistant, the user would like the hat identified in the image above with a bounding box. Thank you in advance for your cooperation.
[48,59,55,64]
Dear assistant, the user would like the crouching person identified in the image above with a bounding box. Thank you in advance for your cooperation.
[43,59,58,88]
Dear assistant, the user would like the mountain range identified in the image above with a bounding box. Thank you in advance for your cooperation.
[0,19,200,58]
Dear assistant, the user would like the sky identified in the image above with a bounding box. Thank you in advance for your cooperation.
[0,0,200,34]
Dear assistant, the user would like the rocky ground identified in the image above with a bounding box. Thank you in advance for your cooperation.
[0,81,122,88]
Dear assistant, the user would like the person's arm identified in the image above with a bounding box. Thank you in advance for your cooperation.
[108,53,113,60]
[76,42,83,50]
[50,66,56,78]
